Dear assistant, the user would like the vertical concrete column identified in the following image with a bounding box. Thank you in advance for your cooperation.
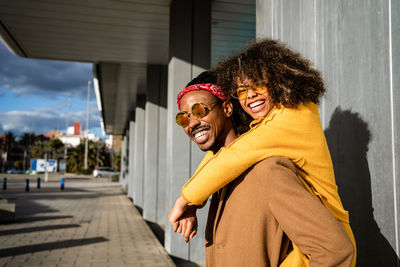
[189,0,212,261]
[143,65,162,222]
[256,0,316,64]
[119,135,128,185]
[128,120,135,199]
[133,95,146,210]
[392,0,400,256]
[166,0,211,261]
[157,66,168,225]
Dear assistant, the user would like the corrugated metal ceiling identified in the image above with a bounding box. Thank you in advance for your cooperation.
[211,0,255,67]
[0,0,255,135]
[97,62,146,134]
[0,0,170,64]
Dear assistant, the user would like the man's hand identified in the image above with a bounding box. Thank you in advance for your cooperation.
[176,206,198,243]
[168,195,189,226]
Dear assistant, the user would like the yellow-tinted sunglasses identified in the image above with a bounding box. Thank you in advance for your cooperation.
[231,84,268,100]
[176,102,220,128]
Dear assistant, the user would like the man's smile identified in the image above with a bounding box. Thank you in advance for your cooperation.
[190,125,210,144]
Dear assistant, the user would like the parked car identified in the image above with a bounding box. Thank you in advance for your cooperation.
[93,167,119,178]
[6,169,25,174]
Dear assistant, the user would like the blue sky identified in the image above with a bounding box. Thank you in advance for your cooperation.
[0,41,104,138]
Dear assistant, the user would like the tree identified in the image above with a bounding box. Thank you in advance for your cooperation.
[3,131,17,169]
[4,131,16,156]
[67,140,107,174]
[19,132,37,170]
[49,138,64,158]
[31,141,49,159]
[19,133,37,151]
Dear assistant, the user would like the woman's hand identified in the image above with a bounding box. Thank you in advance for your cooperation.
[168,195,189,226]
[176,206,198,243]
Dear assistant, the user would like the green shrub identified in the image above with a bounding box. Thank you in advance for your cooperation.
[13,160,23,170]
[111,175,119,182]
[80,169,92,175]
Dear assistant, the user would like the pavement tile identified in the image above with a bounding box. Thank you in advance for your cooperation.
[0,177,175,267]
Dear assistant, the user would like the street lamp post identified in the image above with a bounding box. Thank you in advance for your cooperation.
[84,81,91,170]
[64,97,70,162]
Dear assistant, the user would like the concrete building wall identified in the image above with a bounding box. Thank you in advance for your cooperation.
[165,0,211,261]
[157,66,168,225]
[143,65,168,223]
[257,1,400,265]
[143,66,161,222]
[128,120,135,199]
[133,95,146,209]
[119,135,129,192]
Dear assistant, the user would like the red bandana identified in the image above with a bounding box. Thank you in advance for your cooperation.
[177,83,227,107]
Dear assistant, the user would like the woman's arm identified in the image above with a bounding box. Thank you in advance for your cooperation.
[182,103,320,205]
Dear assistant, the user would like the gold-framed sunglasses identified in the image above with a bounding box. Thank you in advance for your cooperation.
[231,83,268,101]
[176,102,220,128]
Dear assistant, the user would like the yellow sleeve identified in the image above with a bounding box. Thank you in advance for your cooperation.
[182,102,323,205]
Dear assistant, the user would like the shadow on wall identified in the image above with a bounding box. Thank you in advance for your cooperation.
[324,107,399,267]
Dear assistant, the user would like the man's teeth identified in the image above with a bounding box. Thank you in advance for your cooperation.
[194,130,208,139]
[249,100,264,109]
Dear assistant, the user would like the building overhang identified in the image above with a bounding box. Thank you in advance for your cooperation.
[0,0,170,135]
[0,0,255,136]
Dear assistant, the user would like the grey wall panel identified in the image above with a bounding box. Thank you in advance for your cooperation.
[211,0,255,67]
[166,0,211,261]
[256,0,272,38]
[166,56,192,258]
[133,96,146,209]
[143,66,161,222]
[257,0,399,265]
[392,0,400,255]
[157,66,168,225]
[119,135,128,191]
[188,6,210,253]
[271,0,316,61]
[157,106,167,225]
[316,2,398,265]
[189,135,207,261]
[189,82,207,262]
[128,121,135,199]
[165,1,193,260]
[143,100,159,220]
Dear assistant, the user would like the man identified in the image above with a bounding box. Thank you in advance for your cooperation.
[170,71,354,266]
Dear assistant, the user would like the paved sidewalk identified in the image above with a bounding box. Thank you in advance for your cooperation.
[0,177,175,267]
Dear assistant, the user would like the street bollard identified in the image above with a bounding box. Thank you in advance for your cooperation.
[37,177,41,189]
[2,177,6,190]
[25,179,30,192]
[60,178,65,191]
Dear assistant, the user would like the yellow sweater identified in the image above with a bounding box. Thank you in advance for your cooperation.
[182,102,356,266]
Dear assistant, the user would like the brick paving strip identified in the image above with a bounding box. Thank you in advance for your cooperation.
[0,178,176,267]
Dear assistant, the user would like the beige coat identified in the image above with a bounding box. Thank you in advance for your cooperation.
[205,157,354,267]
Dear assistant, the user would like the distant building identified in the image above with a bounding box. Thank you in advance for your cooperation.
[45,130,63,139]
[58,135,81,147]
[73,122,81,135]
[55,122,99,147]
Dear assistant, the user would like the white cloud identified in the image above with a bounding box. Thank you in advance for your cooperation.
[0,106,101,136]
[0,43,93,98]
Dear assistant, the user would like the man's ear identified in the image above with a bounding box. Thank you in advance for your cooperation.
[222,101,233,118]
